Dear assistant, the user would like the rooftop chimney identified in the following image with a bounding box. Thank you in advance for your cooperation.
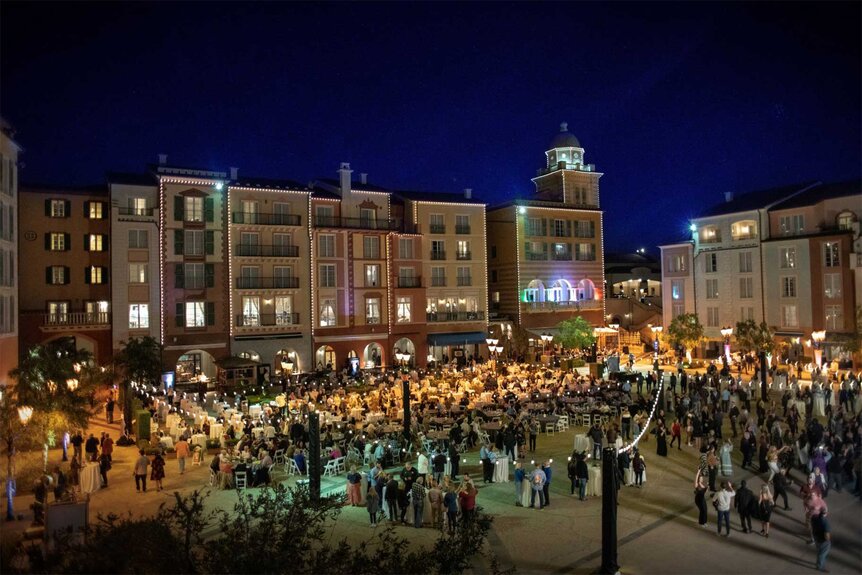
[724,191,734,203]
[158,153,168,165]
[560,122,568,132]
[337,162,352,196]
[464,188,472,199]
[229,167,238,181]
[360,173,368,185]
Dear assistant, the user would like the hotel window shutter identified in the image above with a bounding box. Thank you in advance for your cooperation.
[83,201,90,217]
[45,267,52,284]
[64,266,70,285]
[64,200,71,217]
[64,233,71,250]
[84,267,91,284]
[174,196,183,221]
[44,199,51,216]
[44,233,51,250]
[205,301,215,326]
[175,303,184,327]
[175,264,184,288]
[174,230,184,255]
[205,231,214,255]
[84,234,90,251]
[204,197,214,222]
[205,264,214,288]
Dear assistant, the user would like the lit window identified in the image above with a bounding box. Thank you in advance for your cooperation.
[779,247,796,269]
[824,273,842,299]
[50,200,66,217]
[49,266,66,285]
[825,305,843,330]
[823,242,840,267]
[396,297,412,323]
[129,263,148,284]
[319,298,336,327]
[781,276,796,298]
[365,264,380,287]
[185,197,203,222]
[365,297,381,324]
[129,304,149,329]
[242,297,260,326]
[88,266,105,284]
[50,233,66,251]
[88,202,104,219]
[88,234,104,251]
[185,302,206,327]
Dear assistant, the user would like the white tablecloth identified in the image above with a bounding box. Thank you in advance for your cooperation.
[587,465,602,496]
[159,436,174,450]
[264,426,276,439]
[210,423,224,440]
[366,412,385,423]
[191,434,208,451]
[249,404,262,417]
[791,400,806,417]
[813,396,825,417]
[574,434,591,453]
[493,458,509,483]
[80,462,101,494]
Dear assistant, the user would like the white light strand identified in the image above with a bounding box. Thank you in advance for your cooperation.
[618,377,664,455]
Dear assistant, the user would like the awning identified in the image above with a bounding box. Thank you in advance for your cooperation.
[593,327,619,334]
[525,328,561,339]
[216,356,259,369]
[774,331,805,337]
[427,331,488,346]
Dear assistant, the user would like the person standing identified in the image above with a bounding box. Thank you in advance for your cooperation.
[567,454,577,495]
[428,478,443,529]
[694,470,708,527]
[384,475,399,523]
[151,451,166,491]
[106,396,115,424]
[655,423,668,457]
[479,444,493,484]
[71,430,84,461]
[632,450,645,488]
[811,509,831,572]
[589,423,603,462]
[85,433,99,462]
[432,450,446,485]
[346,466,362,506]
[529,463,546,509]
[714,480,735,537]
[366,486,380,527]
[669,419,682,450]
[443,486,458,533]
[514,461,526,505]
[542,461,553,507]
[529,419,539,453]
[175,436,190,475]
[448,442,460,480]
[417,451,429,483]
[576,453,589,500]
[719,439,733,477]
[458,480,477,524]
[98,451,111,488]
[773,467,792,511]
[758,484,775,538]
[134,449,150,493]
[411,476,427,528]
[734,479,754,533]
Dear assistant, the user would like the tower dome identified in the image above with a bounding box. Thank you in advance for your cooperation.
[549,122,580,149]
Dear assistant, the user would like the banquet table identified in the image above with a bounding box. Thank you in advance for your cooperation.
[159,436,174,450]
[249,404,262,417]
[426,430,450,441]
[381,424,403,434]
[587,465,603,496]
[493,458,509,483]
[573,434,591,454]
[813,394,825,417]
[534,415,559,431]
[80,462,101,495]
[349,408,364,421]
[366,412,385,423]
[482,410,503,419]
[190,433,208,451]
[520,478,535,508]
[481,422,502,432]
[210,423,224,440]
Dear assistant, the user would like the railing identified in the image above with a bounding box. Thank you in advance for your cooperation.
[455,225,471,234]
[184,276,206,289]
[455,251,472,261]
[426,311,485,322]
[456,276,472,286]
[431,277,446,287]
[525,252,547,261]
[429,224,446,234]
[43,312,111,326]
[235,276,300,289]
[118,207,155,216]
[575,253,597,262]
[552,231,572,238]
[235,244,300,257]
[430,251,446,260]
[731,232,758,241]
[524,300,602,311]
[314,215,401,231]
[232,212,301,226]
[552,252,573,261]
[235,313,300,327]
[397,276,421,288]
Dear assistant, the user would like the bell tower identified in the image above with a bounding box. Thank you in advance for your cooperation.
[531,122,602,208]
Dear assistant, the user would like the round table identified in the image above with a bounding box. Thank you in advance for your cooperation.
[587,465,602,496]
[574,434,591,453]
[190,433,208,451]
[80,462,101,494]
[159,436,174,450]
[210,423,224,440]
[493,458,509,483]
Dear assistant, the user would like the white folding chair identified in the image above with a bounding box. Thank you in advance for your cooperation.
[274,449,285,465]
[209,469,218,487]
[581,414,591,428]
[558,415,569,430]
[235,471,247,490]
[323,459,339,477]
[544,422,555,437]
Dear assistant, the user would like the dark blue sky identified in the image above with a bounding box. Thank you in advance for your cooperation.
[3,2,860,251]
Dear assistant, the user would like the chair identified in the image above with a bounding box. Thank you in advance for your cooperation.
[558,415,570,430]
[335,456,347,474]
[323,459,339,477]
[274,449,285,466]
[581,414,591,428]
[235,471,248,490]
[544,422,555,437]
[286,459,301,476]
[458,438,469,454]
[209,469,218,487]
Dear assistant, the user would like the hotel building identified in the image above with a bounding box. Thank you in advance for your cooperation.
[0,118,20,386]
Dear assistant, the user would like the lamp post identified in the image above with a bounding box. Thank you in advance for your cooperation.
[395,351,412,443]
[720,326,733,366]
[811,330,826,369]
[650,324,663,358]
[5,404,33,521]
[540,333,553,356]
[485,337,498,363]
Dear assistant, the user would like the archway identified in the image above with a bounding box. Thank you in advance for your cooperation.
[576,278,596,301]
[393,338,416,366]
[363,343,383,368]
[525,279,546,303]
[275,349,300,375]
[315,346,336,371]
[176,349,217,384]
[238,350,261,363]
[548,279,573,302]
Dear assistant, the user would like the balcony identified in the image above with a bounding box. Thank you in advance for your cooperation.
[431,277,446,287]
[314,215,401,231]
[235,244,300,257]
[426,311,485,322]
[117,207,156,217]
[455,225,471,234]
[41,312,111,330]
[235,276,300,289]
[430,251,446,261]
[397,276,421,288]
[552,252,573,261]
[232,212,302,226]
[524,300,602,312]
[429,224,446,234]
[455,251,472,261]
[235,313,300,327]
[456,276,472,286]
[525,252,547,261]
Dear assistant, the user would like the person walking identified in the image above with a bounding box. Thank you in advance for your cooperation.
[567,454,578,495]
[101,433,114,463]
[151,451,166,491]
[758,483,775,538]
[514,461,526,505]
[133,449,150,493]
[529,419,539,453]
[735,479,754,533]
[811,509,831,572]
[175,436,190,475]
[773,467,792,511]
[443,486,458,533]
[669,419,682,450]
[694,470,708,527]
[713,480,735,537]
[632,450,645,488]
[98,451,111,488]
[366,486,380,527]
[719,439,733,477]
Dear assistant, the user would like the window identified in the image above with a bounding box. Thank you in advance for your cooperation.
[431,240,445,259]
[739,277,753,299]
[780,214,804,235]
[574,187,587,205]
[431,266,446,286]
[47,301,69,322]
[672,303,685,318]
[320,264,336,288]
[242,296,260,326]
[457,266,471,286]
[365,264,380,287]
[738,251,752,273]
[49,199,67,218]
[273,266,293,288]
[128,229,148,249]
[700,225,721,243]
[184,197,203,222]
[129,304,149,329]
[398,238,413,259]
[491,270,498,283]
[705,253,718,273]
[275,296,293,325]
[823,242,840,267]
[837,211,855,231]
[185,302,206,327]
[705,279,718,299]
[185,263,205,289]
[365,297,381,324]
[240,200,258,223]
[363,236,380,259]
[49,233,67,251]
[740,307,754,322]
[398,267,416,287]
[130,197,148,215]
[553,219,568,237]
[575,243,595,261]
[666,254,686,273]
[396,296,411,323]
[359,208,375,228]
[85,301,109,320]
[318,234,336,257]
[575,220,595,238]
[731,220,757,240]
[526,217,543,237]
[319,298,336,327]
[456,240,470,259]
[129,263,148,284]
[48,266,68,285]
[272,233,292,256]
[824,273,842,299]
[87,234,105,252]
[671,280,683,300]
[429,214,445,233]
[781,276,796,298]
[706,307,719,327]
[184,230,204,256]
[826,305,843,330]
[781,305,798,327]
[553,242,572,260]
[315,205,335,226]
[525,241,545,260]
[86,266,107,284]
[87,201,104,219]
[779,247,796,269]
[456,215,470,234]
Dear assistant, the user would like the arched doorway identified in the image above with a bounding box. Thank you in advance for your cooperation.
[176,349,217,384]
[548,279,573,302]
[315,346,335,371]
[238,350,261,363]
[576,278,596,301]
[525,279,545,302]
[393,338,415,366]
[363,343,383,368]
[275,349,300,375]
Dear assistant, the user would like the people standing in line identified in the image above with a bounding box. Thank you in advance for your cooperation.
[758,483,775,538]
[175,436,190,475]
[366,486,380,528]
[694,470,708,528]
[134,449,150,493]
[811,509,831,572]
[713,480,735,537]
[735,479,754,533]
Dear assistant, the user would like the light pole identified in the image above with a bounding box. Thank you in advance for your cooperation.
[650,324,663,358]
[720,326,733,366]
[395,351,412,443]
[5,403,33,521]
[485,336,498,363]
[811,330,826,369]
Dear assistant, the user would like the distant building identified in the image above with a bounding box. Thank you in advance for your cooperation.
[0,118,21,385]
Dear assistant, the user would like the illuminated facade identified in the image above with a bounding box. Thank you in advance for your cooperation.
[0,118,20,385]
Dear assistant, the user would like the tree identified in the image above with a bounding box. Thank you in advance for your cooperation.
[114,337,163,435]
[9,345,96,472]
[666,313,705,361]
[556,316,596,350]
[734,319,776,356]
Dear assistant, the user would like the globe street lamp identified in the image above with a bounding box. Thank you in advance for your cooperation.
[720,326,733,365]
[811,330,826,369]
[394,351,412,443]
[650,324,663,358]
[5,404,33,520]
[485,336,498,363]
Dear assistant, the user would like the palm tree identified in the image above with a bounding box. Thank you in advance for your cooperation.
[10,345,96,472]
[114,337,163,435]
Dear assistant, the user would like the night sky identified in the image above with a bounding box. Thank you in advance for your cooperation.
[2,2,860,251]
